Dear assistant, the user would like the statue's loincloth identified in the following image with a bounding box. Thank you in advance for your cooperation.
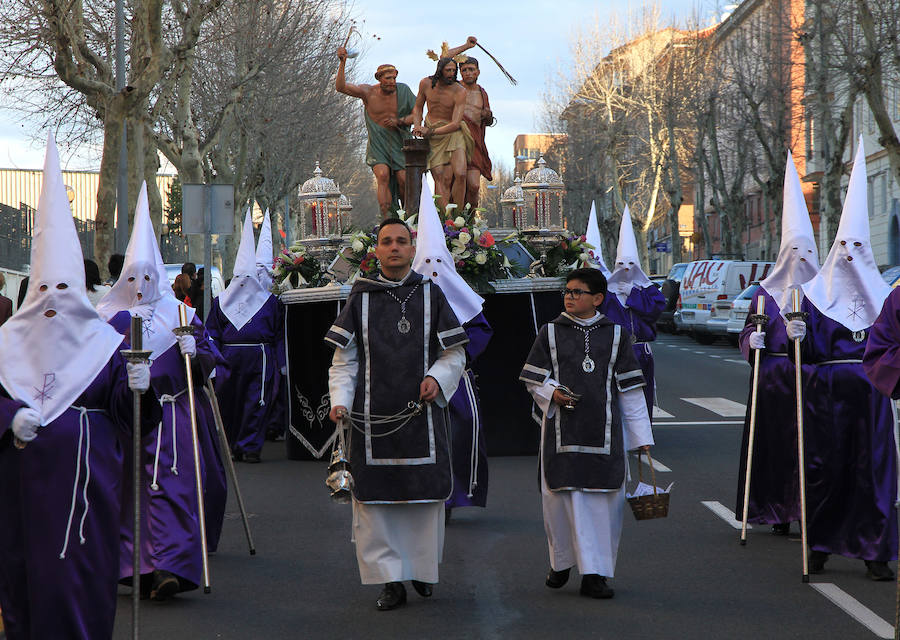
[425,118,474,170]
[463,116,492,181]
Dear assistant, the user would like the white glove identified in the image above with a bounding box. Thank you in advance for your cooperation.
[127,362,151,392]
[786,319,807,342]
[11,407,41,443]
[280,366,287,376]
[749,331,766,350]
[177,334,197,358]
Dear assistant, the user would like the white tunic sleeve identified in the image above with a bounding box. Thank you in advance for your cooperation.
[524,377,560,419]
[619,387,654,450]
[328,335,358,410]
[425,344,466,408]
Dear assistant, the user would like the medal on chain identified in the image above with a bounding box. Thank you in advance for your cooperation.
[385,282,420,335]
[577,323,598,373]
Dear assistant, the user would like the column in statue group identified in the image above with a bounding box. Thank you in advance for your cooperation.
[206,210,285,464]
[97,181,227,601]
[0,135,159,638]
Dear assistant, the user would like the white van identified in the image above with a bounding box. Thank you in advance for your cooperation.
[676,260,774,343]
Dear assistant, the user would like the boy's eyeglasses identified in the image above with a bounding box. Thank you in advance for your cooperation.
[562,288,593,298]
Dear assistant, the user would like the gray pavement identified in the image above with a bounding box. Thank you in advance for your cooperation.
[110,332,897,639]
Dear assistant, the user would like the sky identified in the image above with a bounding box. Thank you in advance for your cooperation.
[0,0,714,173]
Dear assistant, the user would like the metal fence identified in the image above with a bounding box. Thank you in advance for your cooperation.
[159,233,189,264]
[0,203,97,270]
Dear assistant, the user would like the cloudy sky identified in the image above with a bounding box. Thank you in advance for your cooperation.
[0,0,713,172]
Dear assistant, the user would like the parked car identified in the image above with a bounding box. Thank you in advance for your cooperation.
[724,282,762,345]
[657,262,688,332]
[881,265,900,288]
[678,259,774,343]
[163,264,226,298]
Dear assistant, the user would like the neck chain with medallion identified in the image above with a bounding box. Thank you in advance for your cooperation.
[572,323,600,373]
[384,282,420,334]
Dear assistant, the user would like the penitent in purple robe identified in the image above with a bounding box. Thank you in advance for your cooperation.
[864,287,900,399]
[446,313,493,509]
[110,311,227,593]
[601,285,665,415]
[206,295,286,457]
[733,290,807,526]
[799,298,897,562]
[0,350,161,640]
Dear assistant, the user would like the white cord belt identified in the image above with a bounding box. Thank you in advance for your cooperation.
[60,406,105,560]
[152,389,188,490]
[224,342,268,406]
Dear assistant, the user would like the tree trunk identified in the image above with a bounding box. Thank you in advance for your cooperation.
[94,104,125,280]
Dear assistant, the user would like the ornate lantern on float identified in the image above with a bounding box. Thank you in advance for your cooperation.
[520,156,565,230]
[500,175,525,229]
[337,194,353,231]
[297,161,342,239]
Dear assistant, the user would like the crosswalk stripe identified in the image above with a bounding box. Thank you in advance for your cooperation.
[725,359,749,365]
[811,583,894,639]
[683,397,746,417]
[653,420,743,426]
[701,500,749,530]
[652,406,674,418]
[632,454,671,472]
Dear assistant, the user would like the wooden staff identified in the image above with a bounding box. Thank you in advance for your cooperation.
[120,315,151,639]
[174,306,211,593]
[203,379,256,555]
[787,288,810,582]
[740,295,767,545]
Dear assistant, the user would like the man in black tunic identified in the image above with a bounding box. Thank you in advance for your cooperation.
[327,218,467,610]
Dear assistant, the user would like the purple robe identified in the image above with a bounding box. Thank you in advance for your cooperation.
[863,287,900,399]
[601,285,665,415]
[0,350,160,639]
[206,295,286,456]
[734,290,806,525]
[446,313,492,509]
[799,298,897,561]
[109,311,225,591]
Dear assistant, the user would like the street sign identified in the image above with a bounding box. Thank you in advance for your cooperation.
[182,184,235,235]
[655,242,669,253]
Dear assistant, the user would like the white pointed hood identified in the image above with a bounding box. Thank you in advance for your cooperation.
[760,151,820,319]
[255,208,274,291]
[0,135,124,425]
[96,181,195,360]
[411,176,483,323]
[802,137,889,331]
[606,204,653,304]
[584,201,611,277]
[220,209,270,330]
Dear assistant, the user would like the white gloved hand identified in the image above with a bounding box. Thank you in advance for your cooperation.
[786,319,807,342]
[127,362,151,392]
[280,366,287,376]
[177,334,197,358]
[11,407,41,443]
[749,331,766,350]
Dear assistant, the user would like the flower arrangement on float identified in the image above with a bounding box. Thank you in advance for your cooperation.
[271,244,324,292]
[440,202,514,293]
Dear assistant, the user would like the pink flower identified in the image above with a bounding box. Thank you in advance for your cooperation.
[456,260,465,268]
[478,232,495,248]
[461,227,469,233]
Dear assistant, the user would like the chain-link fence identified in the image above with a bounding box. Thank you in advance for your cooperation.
[0,203,97,270]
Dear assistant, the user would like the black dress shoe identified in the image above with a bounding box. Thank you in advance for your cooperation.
[231,450,244,462]
[244,451,261,464]
[808,550,829,574]
[545,567,570,589]
[412,580,433,597]
[771,523,790,536]
[579,574,614,599]
[865,561,895,581]
[149,570,180,602]
[375,582,407,611]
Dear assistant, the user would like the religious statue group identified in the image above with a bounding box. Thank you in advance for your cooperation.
[4,38,900,638]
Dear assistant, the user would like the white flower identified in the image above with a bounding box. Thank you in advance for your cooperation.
[351,239,365,252]
[397,208,407,219]
[446,204,458,213]
[472,227,481,239]
[503,256,511,268]
[454,216,466,228]
[458,232,472,245]
[459,250,471,259]
[579,252,591,262]
[474,252,487,265]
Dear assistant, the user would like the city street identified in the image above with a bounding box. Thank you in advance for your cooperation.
[111,332,898,639]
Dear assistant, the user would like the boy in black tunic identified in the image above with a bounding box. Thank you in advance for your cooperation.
[520,268,654,599]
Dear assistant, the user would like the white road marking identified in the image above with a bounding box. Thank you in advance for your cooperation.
[652,406,674,418]
[680,348,692,351]
[810,583,894,639]
[709,355,722,358]
[701,500,749,530]
[653,420,743,426]
[683,397,747,417]
[725,359,749,365]
[632,454,671,472]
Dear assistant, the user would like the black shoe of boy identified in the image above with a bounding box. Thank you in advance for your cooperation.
[375,582,407,610]
[545,567,570,589]
[411,580,433,597]
[579,574,614,599]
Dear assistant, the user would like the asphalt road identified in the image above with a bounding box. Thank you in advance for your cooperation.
[106,331,898,640]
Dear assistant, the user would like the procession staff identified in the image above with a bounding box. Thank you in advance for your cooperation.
[411,177,492,518]
[795,138,896,581]
[602,205,665,417]
[520,267,653,600]
[0,135,158,638]
[736,151,819,539]
[206,210,285,463]
[326,215,467,611]
[97,182,225,601]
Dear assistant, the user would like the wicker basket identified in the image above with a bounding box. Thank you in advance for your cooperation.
[627,449,670,521]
